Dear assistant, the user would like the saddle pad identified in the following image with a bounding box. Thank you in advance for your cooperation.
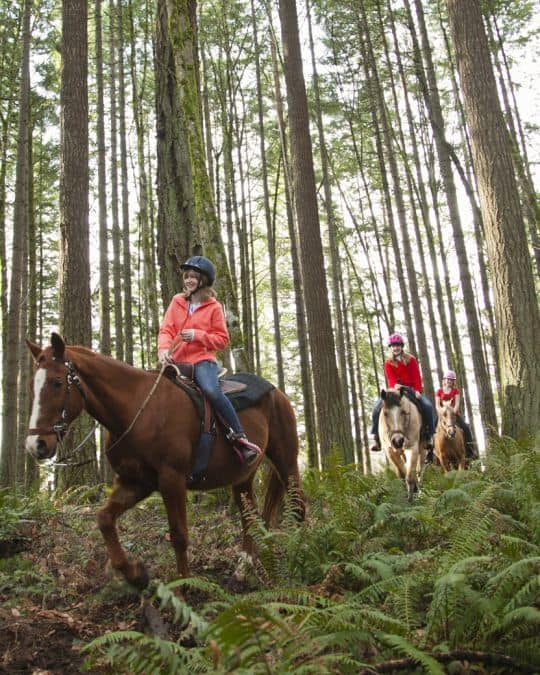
[224,373,275,411]
[168,371,275,419]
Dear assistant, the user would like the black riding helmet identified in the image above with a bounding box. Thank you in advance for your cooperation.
[180,256,216,286]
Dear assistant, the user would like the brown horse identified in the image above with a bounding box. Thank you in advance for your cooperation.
[434,402,466,472]
[378,387,427,502]
[25,333,304,588]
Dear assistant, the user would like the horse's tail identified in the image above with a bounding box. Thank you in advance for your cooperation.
[262,388,305,527]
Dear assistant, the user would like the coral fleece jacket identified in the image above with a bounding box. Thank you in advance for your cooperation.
[384,355,423,393]
[158,294,229,365]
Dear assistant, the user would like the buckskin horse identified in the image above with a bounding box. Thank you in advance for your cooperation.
[378,387,427,502]
[434,401,467,473]
[25,333,305,588]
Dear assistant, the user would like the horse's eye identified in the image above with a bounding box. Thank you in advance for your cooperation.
[49,378,63,390]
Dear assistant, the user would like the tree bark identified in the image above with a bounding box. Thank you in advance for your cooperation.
[0,0,31,488]
[445,0,540,439]
[278,0,353,460]
[57,0,97,488]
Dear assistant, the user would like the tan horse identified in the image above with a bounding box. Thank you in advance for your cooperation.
[378,387,427,502]
[434,401,466,472]
[25,333,305,588]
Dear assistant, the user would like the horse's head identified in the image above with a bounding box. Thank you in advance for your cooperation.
[25,333,85,460]
[440,402,457,439]
[381,388,410,450]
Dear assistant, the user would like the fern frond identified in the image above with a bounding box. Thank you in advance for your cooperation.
[377,633,446,675]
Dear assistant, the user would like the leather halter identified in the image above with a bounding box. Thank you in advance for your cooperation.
[27,359,85,441]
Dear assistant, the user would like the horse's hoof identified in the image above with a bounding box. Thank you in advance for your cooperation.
[127,561,150,590]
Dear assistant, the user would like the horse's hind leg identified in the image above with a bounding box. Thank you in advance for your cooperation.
[263,440,305,526]
[263,391,305,525]
[97,477,153,588]
[232,477,257,557]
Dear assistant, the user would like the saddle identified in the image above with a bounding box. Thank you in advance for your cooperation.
[397,385,432,442]
[163,365,274,482]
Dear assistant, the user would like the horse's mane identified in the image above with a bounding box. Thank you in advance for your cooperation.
[65,345,149,376]
[383,389,402,408]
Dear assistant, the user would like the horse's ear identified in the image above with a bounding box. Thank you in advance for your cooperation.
[51,332,66,360]
[380,389,386,399]
[26,339,42,362]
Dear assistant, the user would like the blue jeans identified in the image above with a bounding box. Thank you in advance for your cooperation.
[371,394,437,437]
[194,360,243,435]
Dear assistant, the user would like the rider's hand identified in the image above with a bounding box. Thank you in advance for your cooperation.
[181,329,195,342]
[415,390,421,399]
[158,349,172,365]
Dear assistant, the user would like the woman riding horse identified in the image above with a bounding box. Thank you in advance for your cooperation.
[435,370,477,459]
[370,333,437,457]
[158,256,261,474]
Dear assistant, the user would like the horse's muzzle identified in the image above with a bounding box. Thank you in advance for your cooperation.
[391,433,405,449]
[25,435,57,460]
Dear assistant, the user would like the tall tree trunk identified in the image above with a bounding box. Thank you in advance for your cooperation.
[116,0,134,364]
[108,0,124,360]
[278,0,353,461]
[155,0,246,367]
[409,0,497,433]
[306,0,352,459]
[445,0,540,439]
[95,0,114,484]
[271,37,317,466]
[250,0,285,390]
[57,0,97,488]
[128,0,158,367]
[0,0,31,488]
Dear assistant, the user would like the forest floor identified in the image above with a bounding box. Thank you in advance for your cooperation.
[0,489,247,674]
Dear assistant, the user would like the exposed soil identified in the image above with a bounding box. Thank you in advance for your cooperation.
[0,492,247,674]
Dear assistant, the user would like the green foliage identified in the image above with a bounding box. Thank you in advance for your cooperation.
[29,439,540,673]
[0,488,54,539]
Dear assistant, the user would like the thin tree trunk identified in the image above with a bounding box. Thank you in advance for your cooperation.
[116,0,133,364]
[0,0,31,488]
[108,0,124,360]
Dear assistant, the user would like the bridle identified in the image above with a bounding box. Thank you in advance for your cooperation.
[27,358,86,443]
[440,412,457,439]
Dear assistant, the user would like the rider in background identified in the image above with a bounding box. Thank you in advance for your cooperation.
[369,333,437,457]
[158,255,261,465]
[435,370,477,459]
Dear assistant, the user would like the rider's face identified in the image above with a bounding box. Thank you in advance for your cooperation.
[183,270,201,293]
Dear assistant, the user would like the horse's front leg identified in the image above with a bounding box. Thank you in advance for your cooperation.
[97,477,153,588]
[158,469,189,577]
[405,446,419,502]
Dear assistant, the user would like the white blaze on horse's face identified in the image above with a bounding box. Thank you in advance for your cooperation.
[385,404,407,450]
[25,368,47,457]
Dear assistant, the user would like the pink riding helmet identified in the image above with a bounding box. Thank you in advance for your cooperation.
[444,370,457,380]
[388,332,405,346]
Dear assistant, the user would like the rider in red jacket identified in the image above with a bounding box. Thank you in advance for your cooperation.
[370,333,437,454]
[435,370,477,458]
[158,256,261,468]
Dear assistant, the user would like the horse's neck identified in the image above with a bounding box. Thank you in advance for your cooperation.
[70,349,147,429]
